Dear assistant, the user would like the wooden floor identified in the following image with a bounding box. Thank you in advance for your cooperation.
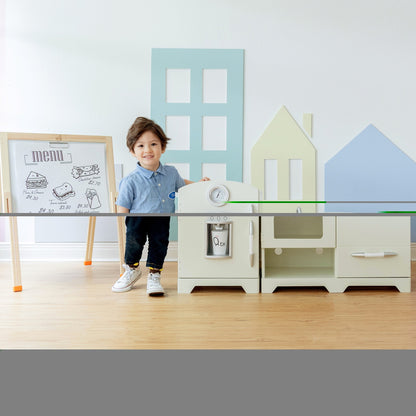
[1,261,415,349]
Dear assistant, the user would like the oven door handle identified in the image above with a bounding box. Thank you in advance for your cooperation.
[351,251,398,258]
[249,221,254,267]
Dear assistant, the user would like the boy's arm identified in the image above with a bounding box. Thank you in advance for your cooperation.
[184,177,210,185]
[117,205,130,213]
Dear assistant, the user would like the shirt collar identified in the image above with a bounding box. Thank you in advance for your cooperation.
[136,162,166,178]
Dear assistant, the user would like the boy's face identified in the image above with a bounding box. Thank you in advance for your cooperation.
[131,131,165,171]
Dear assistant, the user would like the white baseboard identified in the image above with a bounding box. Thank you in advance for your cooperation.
[1,242,415,262]
[0,242,178,262]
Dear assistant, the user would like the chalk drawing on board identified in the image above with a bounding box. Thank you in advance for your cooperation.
[24,149,73,165]
[25,171,48,189]
[85,188,101,209]
[72,164,100,179]
[52,182,75,201]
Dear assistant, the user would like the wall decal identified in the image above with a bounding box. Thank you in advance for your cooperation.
[151,48,244,240]
[325,124,416,240]
[251,106,316,213]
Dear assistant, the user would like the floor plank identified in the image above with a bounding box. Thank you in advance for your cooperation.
[0,261,415,349]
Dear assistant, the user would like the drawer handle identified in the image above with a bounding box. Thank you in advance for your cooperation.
[249,221,254,267]
[351,251,398,258]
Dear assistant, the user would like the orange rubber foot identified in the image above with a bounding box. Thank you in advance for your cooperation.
[84,261,92,265]
[13,285,23,292]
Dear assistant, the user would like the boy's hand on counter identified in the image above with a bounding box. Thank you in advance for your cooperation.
[184,177,210,185]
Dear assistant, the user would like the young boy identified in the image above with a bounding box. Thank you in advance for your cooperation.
[112,117,208,296]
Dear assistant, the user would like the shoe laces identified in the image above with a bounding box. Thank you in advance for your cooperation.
[149,272,160,281]
[148,274,161,288]
[120,264,136,282]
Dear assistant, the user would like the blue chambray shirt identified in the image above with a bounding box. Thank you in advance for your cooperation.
[116,163,186,213]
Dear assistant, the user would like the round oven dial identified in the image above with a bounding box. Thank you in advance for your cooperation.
[207,184,230,207]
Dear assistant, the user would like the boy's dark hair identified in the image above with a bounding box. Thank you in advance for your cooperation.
[126,117,170,151]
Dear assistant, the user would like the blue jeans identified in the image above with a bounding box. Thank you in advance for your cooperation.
[124,216,170,269]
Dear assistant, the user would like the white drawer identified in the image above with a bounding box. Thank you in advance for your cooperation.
[337,217,410,247]
[335,246,410,278]
[261,216,335,248]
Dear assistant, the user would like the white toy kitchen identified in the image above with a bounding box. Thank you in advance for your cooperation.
[177,182,411,293]
[177,181,260,293]
[261,215,411,293]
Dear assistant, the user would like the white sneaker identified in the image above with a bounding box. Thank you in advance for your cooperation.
[112,264,142,292]
[147,272,165,296]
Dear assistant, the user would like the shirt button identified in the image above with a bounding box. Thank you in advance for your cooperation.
[158,183,161,186]
[162,199,165,202]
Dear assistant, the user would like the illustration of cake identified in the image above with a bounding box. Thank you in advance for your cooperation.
[71,164,100,179]
[52,182,75,201]
[26,171,48,189]
[85,188,101,209]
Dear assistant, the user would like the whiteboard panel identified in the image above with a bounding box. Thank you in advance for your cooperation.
[8,139,110,213]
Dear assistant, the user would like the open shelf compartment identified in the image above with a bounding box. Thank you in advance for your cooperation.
[262,247,335,279]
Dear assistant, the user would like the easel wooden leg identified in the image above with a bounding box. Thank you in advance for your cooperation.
[117,216,125,275]
[9,216,22,292]
[84,216,96,265]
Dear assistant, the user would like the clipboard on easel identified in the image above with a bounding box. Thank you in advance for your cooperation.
[0,132,125,291]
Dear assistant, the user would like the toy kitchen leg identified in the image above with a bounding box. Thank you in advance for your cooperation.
[177,277,259,294]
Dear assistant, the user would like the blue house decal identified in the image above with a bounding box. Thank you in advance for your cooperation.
[325,124,416,240]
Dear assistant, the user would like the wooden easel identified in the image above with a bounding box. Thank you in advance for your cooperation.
[0,134,22,291]
[83,136,125,274]
[3,193,23,292]
[84,216,96,265]
[84,214,125,275]
[1,132,124,290]
[9,216,22,291]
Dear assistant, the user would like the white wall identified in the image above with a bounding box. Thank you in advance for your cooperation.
[0,0,5,155]
[1,0,416,243]
[0,0,6,240]
[0,0,5,128]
